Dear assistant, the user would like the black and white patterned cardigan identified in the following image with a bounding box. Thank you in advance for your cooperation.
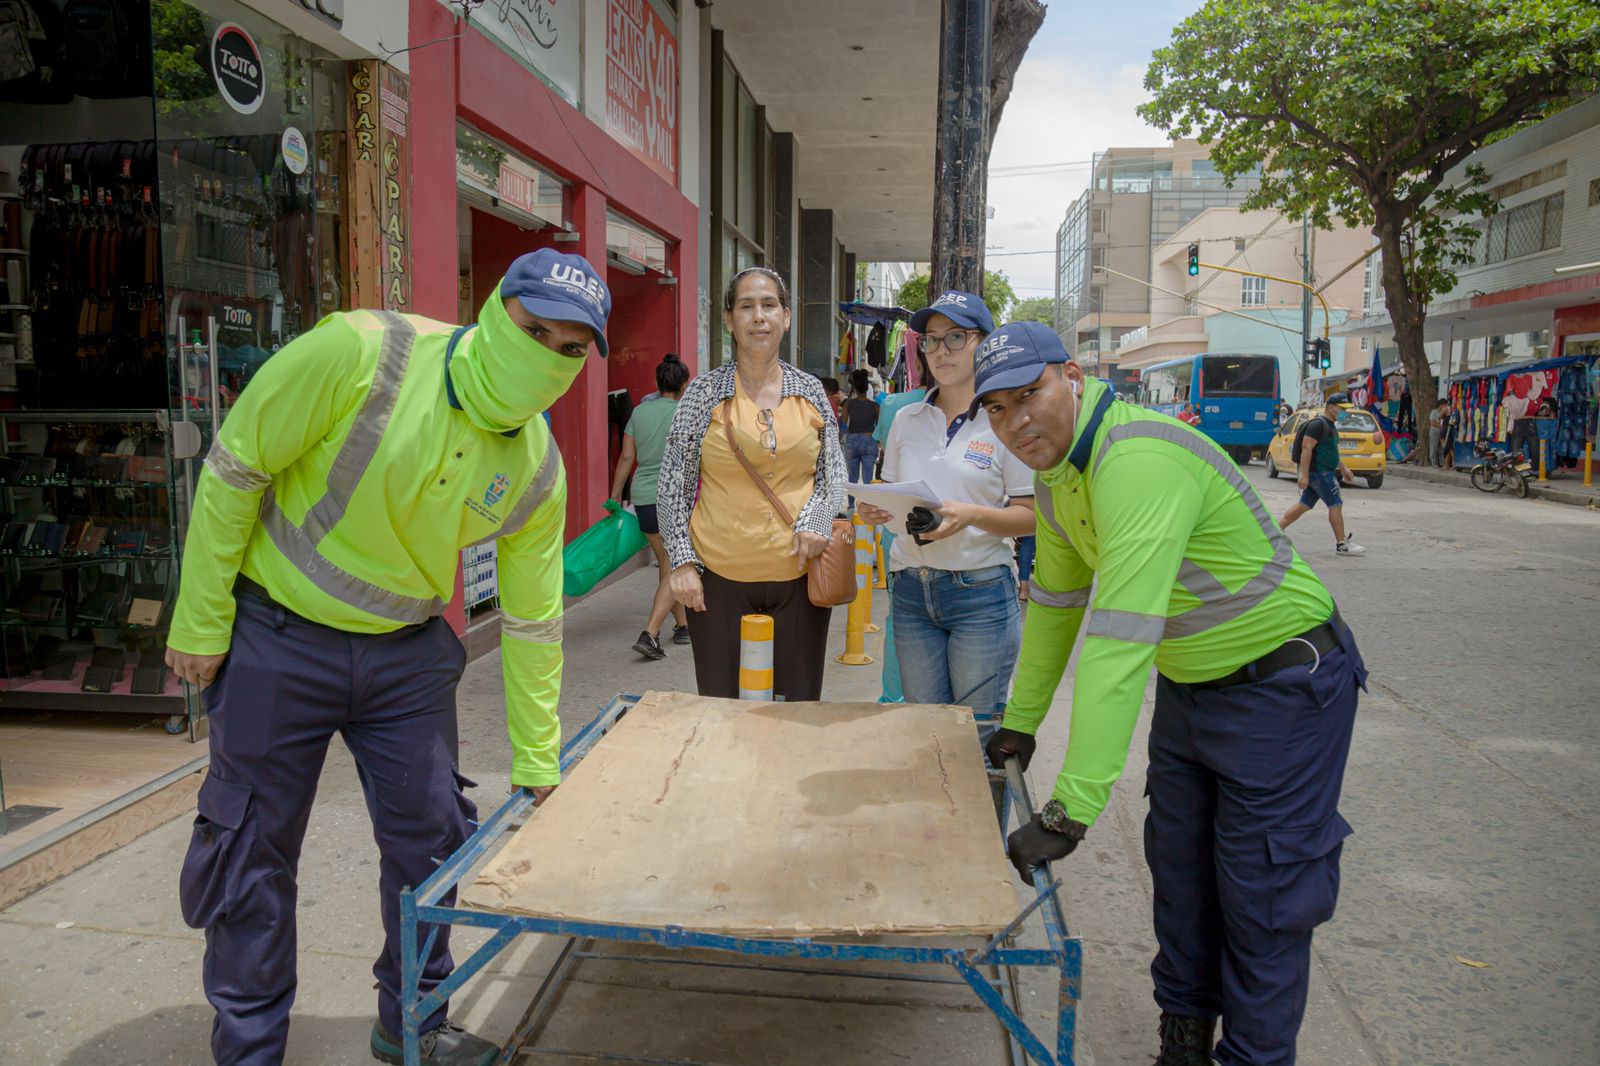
[657,360,848,572]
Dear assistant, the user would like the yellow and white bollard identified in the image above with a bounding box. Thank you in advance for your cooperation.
[738,614,775,700]
[862,518,881,634]
[1584,441,1592,487]
[1538,439,1549,483]
[836,519,876,666]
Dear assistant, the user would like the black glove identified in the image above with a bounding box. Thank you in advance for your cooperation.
[984,727,1037,772]
[1006,811,1087,886]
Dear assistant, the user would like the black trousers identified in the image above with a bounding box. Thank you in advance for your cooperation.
[1509,418,1541,462]
[688,568,832,701]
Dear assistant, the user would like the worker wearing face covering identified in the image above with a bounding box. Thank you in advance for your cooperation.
[166,250,610,1066]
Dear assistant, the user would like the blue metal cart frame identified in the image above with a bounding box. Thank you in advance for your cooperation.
[397,696,1083,1065]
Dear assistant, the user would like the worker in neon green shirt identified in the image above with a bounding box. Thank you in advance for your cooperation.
[168,250,610,1066]
[971,322,1366,1066]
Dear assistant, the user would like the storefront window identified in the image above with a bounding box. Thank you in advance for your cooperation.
[152,0,348,454]
[607,210,669,274]
[456,124,568,231]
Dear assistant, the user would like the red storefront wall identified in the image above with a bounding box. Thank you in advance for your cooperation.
[1555,298,1600,355]
[407,1,699,629]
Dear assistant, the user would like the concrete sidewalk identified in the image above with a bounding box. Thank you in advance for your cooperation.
[0,570,1045,1065]
[1386,456,1600,507]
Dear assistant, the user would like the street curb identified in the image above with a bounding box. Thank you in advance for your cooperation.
[1386,462,1600,508]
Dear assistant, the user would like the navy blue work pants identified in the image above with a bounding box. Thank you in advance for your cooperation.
[178,594,474,1065]
[1145,621,1365,1066]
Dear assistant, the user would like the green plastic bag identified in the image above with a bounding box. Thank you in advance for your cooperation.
[562,500,649,597]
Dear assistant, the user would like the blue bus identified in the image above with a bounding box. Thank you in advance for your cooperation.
[1137,353,1280,463]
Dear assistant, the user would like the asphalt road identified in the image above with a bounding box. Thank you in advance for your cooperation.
[1055,464,1600,1064]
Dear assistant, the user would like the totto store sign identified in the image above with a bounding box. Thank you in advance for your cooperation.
[212,23,264,115]
[605,0,677,185]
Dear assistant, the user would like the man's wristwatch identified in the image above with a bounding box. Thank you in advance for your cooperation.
[1039,799,1089,840]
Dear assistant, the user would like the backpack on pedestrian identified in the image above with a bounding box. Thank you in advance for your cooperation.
[1290,418,1316,465]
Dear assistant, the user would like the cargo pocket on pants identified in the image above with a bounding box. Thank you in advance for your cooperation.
[451,770,479,848]
[1265,811,1352,933]
[179,774,255,929]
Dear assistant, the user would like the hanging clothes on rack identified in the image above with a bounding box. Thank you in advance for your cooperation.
[1553,363,1590,467]
[865,323,887,368]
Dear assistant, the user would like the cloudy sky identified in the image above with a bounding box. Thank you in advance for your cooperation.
[985,1,1203,304]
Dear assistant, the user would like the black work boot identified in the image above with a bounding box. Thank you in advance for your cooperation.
[371,1018,497,1066]
[1154,1011,1217,1065]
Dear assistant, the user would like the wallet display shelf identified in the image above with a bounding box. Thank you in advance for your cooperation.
[0,410,195,725]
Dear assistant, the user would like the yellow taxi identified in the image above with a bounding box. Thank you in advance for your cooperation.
[1265,404,1387,488]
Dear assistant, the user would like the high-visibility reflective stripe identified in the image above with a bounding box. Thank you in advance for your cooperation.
[256,310,441,624]
[1176,559,1230,605]
[502,613,563,644]
[301,311,415,546]
[259,489,445,623]
[1093,421,1295,639]
[1028,580,1092,609]
[1034,474,1072,544]
[204,440,271,493]
[1085,609,1166,644]
[470,438,563,546]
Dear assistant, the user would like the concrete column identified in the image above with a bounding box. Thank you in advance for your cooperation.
[843,252,858,303]
[772,132,797,360]
[800,207,837,376]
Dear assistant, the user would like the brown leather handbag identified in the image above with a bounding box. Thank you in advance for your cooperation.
[723,401,858,608]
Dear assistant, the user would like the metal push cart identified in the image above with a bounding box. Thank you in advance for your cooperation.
[397,695,1084,1065]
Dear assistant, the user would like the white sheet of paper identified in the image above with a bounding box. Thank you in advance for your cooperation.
[847,481,944,536]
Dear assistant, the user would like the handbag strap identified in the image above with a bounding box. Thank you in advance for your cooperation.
[723,399,796,528]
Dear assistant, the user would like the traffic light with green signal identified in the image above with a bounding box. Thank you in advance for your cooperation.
[1187,244,1200,277]
[1303,338,1332,370]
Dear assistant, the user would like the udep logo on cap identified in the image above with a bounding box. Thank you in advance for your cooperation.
[975,331,1024,374]
[548,263,606,312]
[933,292,971,309]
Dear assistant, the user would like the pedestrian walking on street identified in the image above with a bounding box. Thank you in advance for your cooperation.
[1278,394,1366,556]
[821,375,844,421]
[856,290,1034,721]
[842,368,880,496]
[165,249,610,1066]
[657,267,846,701]
[974,322,1367,1066]
[611,352,692,661]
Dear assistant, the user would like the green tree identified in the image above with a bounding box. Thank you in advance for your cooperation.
[1011,297,1056,327]
[895,270,1016,324]
[1140,0,1600,463]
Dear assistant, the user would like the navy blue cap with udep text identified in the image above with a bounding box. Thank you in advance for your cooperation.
[971,320,1071,408]
[500,249,613,356]
[909,289,996,335]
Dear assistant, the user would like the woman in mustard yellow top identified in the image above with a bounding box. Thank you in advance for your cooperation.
[657,267,847,700]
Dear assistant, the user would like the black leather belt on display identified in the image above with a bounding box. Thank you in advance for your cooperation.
[1197,612,1344,689]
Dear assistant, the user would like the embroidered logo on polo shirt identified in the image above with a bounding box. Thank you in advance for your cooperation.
[484,473,510,508]
[963,439,996,470]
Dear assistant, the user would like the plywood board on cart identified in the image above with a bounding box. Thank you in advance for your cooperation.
[462,691,1016,937]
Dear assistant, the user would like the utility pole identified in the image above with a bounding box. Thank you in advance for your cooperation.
[1300,215,1314,392]
[929,0,992,298]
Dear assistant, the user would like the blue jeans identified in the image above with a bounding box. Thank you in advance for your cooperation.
[892,564,1022,715]
[845,432,878,492]
[1016,535,1036,581]
[1297,470,1343,510]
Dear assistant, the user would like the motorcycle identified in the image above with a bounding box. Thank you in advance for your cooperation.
[1468,442,1534,498]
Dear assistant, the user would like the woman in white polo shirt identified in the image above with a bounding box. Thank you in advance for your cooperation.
[857,290,1035,714]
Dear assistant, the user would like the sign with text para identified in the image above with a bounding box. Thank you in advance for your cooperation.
[605,0,677,185]
[348,61,412,311]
